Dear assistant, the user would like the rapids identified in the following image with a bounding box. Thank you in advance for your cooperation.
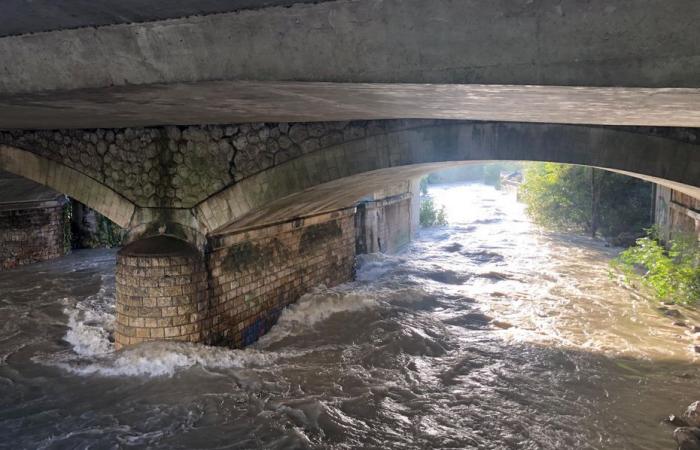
[1,182,698,449]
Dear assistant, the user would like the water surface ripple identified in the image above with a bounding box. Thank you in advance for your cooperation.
[1,183,698,449]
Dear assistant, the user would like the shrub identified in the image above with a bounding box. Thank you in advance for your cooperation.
[420,197,448,227]
[612,227,700,305]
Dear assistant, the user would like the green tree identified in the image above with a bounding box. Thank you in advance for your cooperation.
[519,163,651,239]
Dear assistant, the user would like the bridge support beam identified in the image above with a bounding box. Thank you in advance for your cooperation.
[115,236,208,349]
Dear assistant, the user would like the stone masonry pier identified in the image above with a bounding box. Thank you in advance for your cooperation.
[115,204,381,348]
[0,171,68,270]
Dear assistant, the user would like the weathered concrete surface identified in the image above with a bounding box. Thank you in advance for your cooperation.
[200,122,700,234]
[3,82,700,129]
[1,0,700,128]
[655,186,700,242]
[0,0,328,37]
[0,145,135,228]
[356,193,414,255]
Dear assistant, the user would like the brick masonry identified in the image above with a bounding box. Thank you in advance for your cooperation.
[115,208,358,349]
[115,236,208,349]
[206,209,356,347]
[0,201,67,270]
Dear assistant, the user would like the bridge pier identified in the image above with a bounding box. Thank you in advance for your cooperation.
[0,171,68,270]
[115,236,208,349]
[205,208,357,347]
[114,180,418,349]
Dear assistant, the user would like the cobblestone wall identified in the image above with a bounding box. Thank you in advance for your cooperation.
[206,209,356,347]
[0,120,434,209]
[0,202,67,270]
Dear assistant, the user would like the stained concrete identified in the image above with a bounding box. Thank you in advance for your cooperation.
[2,82,700,129]
[0,1,328,37]
[1,0,699,129]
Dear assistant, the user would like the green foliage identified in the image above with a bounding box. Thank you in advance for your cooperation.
[95,214,125,248]
[519,162,651,238]
[612,228,700,305]
[62,201,72,253]
[420,197,448,227]
[70,199,125,249]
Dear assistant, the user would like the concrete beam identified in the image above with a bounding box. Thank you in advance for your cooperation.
[1,0,699,128]
[0,0,327,37]
[2,82,700,129]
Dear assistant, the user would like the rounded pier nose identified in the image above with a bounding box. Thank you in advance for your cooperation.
[115,236,207,349]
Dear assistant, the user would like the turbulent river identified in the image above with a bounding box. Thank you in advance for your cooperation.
[2,182,700,449]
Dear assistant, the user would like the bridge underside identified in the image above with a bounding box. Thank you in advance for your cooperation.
[3,82,700,129]
[2,0,700,130]
[1,120,699,241]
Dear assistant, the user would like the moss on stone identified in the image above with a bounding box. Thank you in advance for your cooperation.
[299,221,342,254]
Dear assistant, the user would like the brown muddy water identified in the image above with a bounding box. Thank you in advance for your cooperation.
[1,182,698,449]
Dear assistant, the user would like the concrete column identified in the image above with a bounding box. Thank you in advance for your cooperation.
[355,182,417,254]
[114,236,208,349]
[654,184,700,242]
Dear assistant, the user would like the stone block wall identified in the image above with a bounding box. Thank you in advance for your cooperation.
[655,185,700,242]
[115,236,208,349]
[206,209,356,347]
[356,194,414,254]
[0,201,67,270]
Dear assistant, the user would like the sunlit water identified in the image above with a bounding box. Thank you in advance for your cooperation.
[1,182,699,449]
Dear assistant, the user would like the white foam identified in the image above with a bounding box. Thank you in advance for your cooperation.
[355,253,403,282]
[39,341,280,377]
[63,307,113,356]
[257,285,379,345]
[49,256,383,378]
[61,275,116,357]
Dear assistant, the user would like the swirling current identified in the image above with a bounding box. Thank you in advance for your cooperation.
[1,183,698,449]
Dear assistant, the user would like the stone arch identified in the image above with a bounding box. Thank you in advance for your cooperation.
[0,145,135,228]
[196,122,700,234]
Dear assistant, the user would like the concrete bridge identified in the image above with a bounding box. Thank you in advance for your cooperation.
[1,0,699,348]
